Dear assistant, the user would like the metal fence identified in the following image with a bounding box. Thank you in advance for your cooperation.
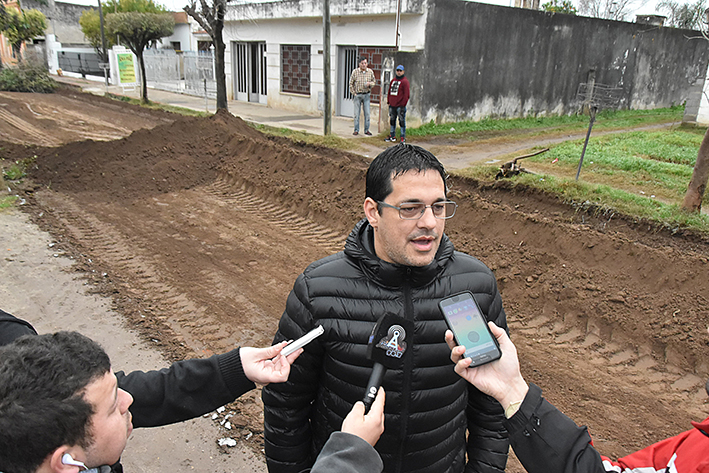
[58,50,103,77]
[184,51,216,99]
[142,49,216,99]
[143,49,182,93]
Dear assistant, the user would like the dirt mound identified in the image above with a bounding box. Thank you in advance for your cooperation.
[27,107,372,230]
[27,112,267,200]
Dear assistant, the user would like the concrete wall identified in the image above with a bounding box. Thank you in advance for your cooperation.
[413,0,709,124]
[24,0,92,46]
[160,23,192,51]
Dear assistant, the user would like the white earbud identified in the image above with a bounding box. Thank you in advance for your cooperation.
[61,453,87,470]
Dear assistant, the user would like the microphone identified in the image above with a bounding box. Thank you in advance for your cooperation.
[362,313,413,412]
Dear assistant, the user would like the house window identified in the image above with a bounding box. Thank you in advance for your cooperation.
[171,41,181,51]
[281,44,310,95]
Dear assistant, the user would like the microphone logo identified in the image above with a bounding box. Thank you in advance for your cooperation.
[375,324,407,359]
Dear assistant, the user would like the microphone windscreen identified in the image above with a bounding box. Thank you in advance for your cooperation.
[366,313,413,369]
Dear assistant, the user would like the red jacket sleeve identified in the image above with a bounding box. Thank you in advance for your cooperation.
[603,417,709,473]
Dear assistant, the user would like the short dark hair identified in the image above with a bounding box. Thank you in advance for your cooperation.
[365,144,447,205]
[359,56,368,63]
[0,331,111,473]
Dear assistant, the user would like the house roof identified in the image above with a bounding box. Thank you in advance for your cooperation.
[172,11,189,24]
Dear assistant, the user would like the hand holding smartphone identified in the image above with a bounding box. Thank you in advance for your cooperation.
[439,292,501,368]
[281,325,324,357]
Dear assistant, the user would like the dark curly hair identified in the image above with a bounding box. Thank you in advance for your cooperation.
[0,331,111,473]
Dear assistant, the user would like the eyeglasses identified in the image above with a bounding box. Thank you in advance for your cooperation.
[377,200,458,220]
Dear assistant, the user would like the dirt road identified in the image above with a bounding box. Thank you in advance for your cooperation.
[1,86,708,472]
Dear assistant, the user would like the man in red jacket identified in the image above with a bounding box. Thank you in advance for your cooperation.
[447,323,709,473]
[385,65,410,144]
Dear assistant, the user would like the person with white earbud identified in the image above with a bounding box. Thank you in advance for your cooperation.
[0,331,385,473]
[61,454,86,470]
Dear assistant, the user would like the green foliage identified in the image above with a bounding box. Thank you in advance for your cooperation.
[2,155,37,181]
[79,9,116,57]
[80,0,165,58]
[542,0,578,14]
[658,0,706,29]
[0,63,57,92]
[2,8,46,60]
[105,12,174,53]
[3,163,26,180]
[105,0,167,13]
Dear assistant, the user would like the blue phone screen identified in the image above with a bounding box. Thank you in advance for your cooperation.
[442,297,498,360]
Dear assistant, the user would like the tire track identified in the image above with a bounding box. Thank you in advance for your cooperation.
[36,191,215,353]
[0,106,61,146]
[205,177,348,254]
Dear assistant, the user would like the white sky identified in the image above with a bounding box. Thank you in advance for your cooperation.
[62,0,665,19]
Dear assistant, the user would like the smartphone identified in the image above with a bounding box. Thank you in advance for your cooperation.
[439,292,501,367]
[281,325,324,356]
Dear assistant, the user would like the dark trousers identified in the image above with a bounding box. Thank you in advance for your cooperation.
[389,106,406,138]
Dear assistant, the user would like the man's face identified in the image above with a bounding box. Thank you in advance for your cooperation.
[359,59,368,70]
[82,371,134,468]
[365,170,447,267]
[396,69,404,77]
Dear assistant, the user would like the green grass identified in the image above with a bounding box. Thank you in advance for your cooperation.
[0,195,18,209]
[456,124,709,233]
[105,93,211,117]
[2,155,37,181]
[3,163,26,180]
[408,106,683,138]
[251,123,360,151]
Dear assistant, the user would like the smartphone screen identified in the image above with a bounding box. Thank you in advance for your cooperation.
[439,292,501,367]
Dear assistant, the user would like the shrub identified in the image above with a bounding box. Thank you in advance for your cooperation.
[0,63,58,93]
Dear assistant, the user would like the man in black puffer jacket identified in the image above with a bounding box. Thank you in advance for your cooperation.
[263,144,510,473]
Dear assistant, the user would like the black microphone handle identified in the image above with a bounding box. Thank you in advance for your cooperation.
[362,362,387,413]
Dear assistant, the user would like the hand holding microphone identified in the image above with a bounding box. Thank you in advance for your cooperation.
[363,313,412,412]
[342,387,386,446]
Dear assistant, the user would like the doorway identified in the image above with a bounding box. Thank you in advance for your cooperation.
[233,41,267,104]
[337,46,358,117]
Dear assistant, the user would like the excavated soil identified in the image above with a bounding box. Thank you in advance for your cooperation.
[2,86,708,470]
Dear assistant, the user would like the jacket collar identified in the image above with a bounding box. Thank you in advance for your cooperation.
[691,417,709,437]
[344,218,454,288]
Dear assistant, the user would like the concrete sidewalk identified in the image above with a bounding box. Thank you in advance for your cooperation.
[56,75,386,140]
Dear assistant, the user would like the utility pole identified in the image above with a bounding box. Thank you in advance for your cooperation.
[323,0,332,135]
[395,0,402,49]
[98,0,109,87]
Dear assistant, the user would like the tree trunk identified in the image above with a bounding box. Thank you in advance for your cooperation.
[681,127,709,212]
[138,51,149,104]
[214,20,227,111]
[12,43,23,63]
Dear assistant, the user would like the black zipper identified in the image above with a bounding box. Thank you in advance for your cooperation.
[395,269,415,473]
